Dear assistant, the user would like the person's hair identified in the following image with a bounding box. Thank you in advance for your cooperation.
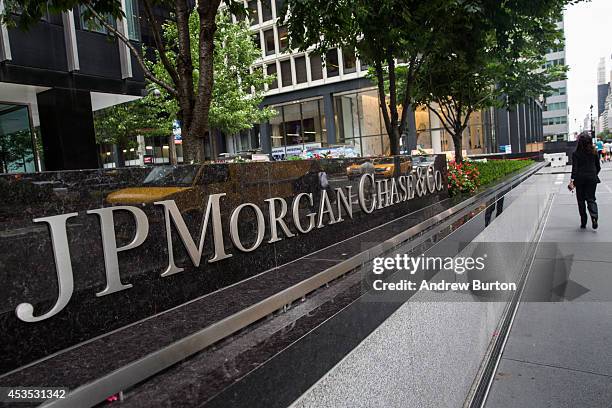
[576,132,597,155]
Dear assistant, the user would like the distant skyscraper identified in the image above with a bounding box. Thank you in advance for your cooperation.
[543,19,569,142]
[597,57,610,117]
[597,57,606,85]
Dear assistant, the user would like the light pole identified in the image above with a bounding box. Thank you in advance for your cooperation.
[590,104,594,137]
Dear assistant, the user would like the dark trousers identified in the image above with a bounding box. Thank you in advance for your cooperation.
[575,182,598,223]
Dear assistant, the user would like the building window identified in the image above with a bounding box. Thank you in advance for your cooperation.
[546,102,567,111]
[280,59,292,87]
[268,98,326,158]
[326,49,339,77]
[79,6,116,34]
[275,0,285,17]
[247,0,259,25]
[342,49,357,74]
[266,63,278,89]
[334,89,386,156]
[277,26,288,52]
[124,0,140,41]
[261,0,273,21]
[0,104,37,174]
[264,29,275,55]
[252,32,261,54]
[310,54,323,81]
[295,56,307,83]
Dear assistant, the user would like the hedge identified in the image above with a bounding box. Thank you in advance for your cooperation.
[473,159,533,187]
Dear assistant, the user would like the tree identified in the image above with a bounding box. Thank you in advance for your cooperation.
[148,10,274,149]
[282,0,450,156]
[412,0,581,163]
[3,0,247,163]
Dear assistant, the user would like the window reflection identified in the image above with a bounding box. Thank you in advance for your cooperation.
[0,104,36,174]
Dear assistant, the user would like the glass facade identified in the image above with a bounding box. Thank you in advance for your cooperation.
[269,99,326,149]
[333,89,388,157]
[0,104,36,174]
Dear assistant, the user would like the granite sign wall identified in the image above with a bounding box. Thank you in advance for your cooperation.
[0,155,447,373]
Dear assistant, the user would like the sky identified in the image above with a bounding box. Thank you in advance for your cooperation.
[565,0,612,134]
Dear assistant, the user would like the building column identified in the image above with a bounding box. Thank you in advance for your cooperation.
[323,93,336,145]
[0,0,11,62]
[260,122,272,155]
[508,105,519,154]
[36,88,99,170]
[429,109,443,153]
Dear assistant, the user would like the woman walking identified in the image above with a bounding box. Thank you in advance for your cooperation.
[569,133,601,229]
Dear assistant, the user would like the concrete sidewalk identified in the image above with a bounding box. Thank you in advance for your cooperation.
[486,163,612,408]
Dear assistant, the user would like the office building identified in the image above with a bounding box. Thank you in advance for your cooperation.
[542,19,569,142]
[0,0,145,173]
[233,0,543,159]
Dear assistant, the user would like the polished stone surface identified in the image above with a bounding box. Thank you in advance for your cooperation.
[0,156,447,373]
[286,168,550,408]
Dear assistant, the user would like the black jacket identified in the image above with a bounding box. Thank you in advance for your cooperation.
[571,150,601,184]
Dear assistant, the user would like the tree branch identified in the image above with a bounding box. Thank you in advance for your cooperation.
[83,1,178,97]
[428,104,455,137]
[141,0,180,87]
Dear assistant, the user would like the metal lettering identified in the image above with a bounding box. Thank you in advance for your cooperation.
[155,194,230,277]
[16,213,78,322]
[426,165,437,194]
[87,206,149,297]
[397,175,408,201]
[376,179,391,209]
[230,203,265,252]
[292,193,316,234]
[265,197,295,243]
[317,189,337,228]
[390,178,401,205]
[358,174,376,214]
[334,186,353,222]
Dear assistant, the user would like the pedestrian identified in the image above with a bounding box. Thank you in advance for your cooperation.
[568,133,601,230]
[606,141,612,162]
[595,138,604,162]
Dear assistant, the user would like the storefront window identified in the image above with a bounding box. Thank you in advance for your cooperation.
[0,104,36,174]
[268,98,326,152]
[414,105,432,151]
[333,89,385,157]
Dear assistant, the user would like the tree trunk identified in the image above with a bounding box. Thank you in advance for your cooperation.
[387,54,400,156]
[452,124,465,163]
[182,122,205,164]
[453,134,463,163]
[181,0,221,164]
